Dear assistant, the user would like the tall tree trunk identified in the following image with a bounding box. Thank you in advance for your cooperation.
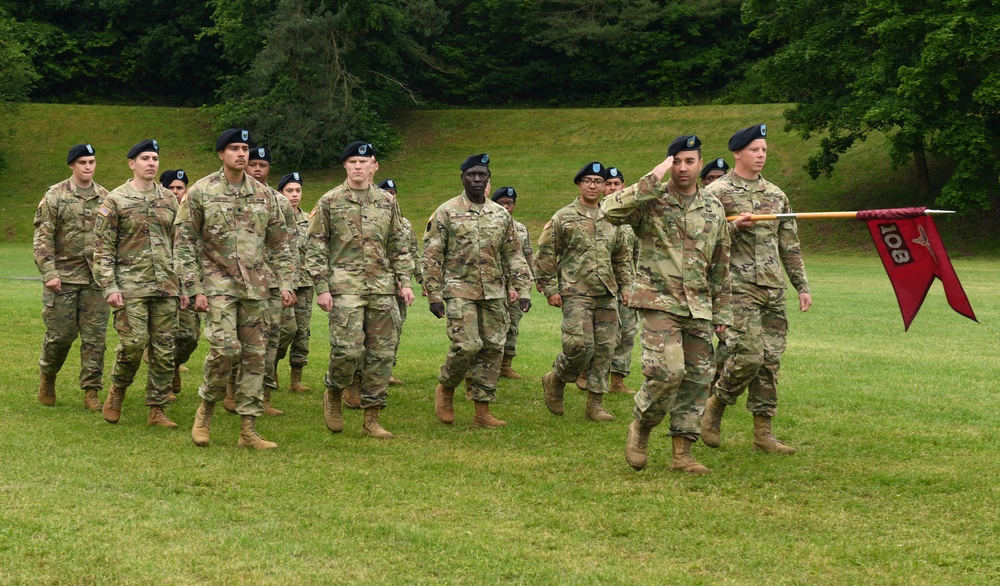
[913,144,931,199]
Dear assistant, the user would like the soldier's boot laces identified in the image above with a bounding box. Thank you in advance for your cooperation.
[701,394,726,449]
[585,391,615,422]
[363,407,394,439]
[191,400,214,447]
[499,355,522,380]
[288,366,310,393]
[148,406,179,428]
[238,415,277,450]
[262,387,285,417]
[752,414,795,455]
[323,388,344,433]
[609,372,635,394]
[625,420,652,470]
[670,436,711,474]
[83,389,101,412]
[38,373,57,407]
[222,379,237,414]
[342,374,362,409]
[102,385,126,424]
[542,372,565,416]
[472,401,506,428]
[434,384,455,424]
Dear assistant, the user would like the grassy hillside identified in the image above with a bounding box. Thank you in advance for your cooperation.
[1,103,996,254]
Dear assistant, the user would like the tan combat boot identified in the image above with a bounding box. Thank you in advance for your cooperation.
[499,354,522,379]
[472,401,506,428]
[670,435,711,474]
[38,373,57,407]
[609,373,635,394]
[585,391,615,421]
[701,394,726,448]
[388,374,404,385]
[191,400,214,446]
[83,389,101,412]
[288,366,310,393]
[222,379,237,413]
[541,372,565,416]
[147,406,179,428]
[262,388,285,417]
[172,368,182,395]
[752,414,796,454]
[343,373,362,409]
[435,384,455,424]
[238,415,277,449]
[363,407,394,439]
[575,373,588,391]
[102,385,126,424]
[625,420,653,470]
[323,388,344,433]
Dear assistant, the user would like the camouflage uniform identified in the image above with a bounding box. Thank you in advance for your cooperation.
[395,217,423,326]
[93,182,180,406]
[611,225,640,376]
[277,205,314,369]
[503,220,534,357]
[173,194,200,368]
[422,192,531,401]
[263,191,298,391]
[33,177,111,391]
[174,168,294,417]
[704,173,808,416]
[602,173,731,439]
[305,181,412,408]
[536,199,633,394]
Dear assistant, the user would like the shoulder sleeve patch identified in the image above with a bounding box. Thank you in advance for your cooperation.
[543,221,551,231]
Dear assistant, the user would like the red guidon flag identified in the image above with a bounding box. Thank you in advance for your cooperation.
[859,207,977,330]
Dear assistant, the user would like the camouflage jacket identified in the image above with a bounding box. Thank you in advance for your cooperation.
[421,192,531,304]
[33,178,109,285]
[602,173,732,325]
[290,205,312,288]
[305,181,413,296]
[266,189,297,291]
[535,198,633,299]
[400,216,424,286]
[174,168,294,301]
[93,181,180,298]
[704,173,809,293]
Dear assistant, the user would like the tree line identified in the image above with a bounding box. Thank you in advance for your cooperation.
[1,0,997,212]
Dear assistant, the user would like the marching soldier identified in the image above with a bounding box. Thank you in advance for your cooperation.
[275,171,313,393]
[491,186,535,380]
[161,169,197,401]
[604,167,639,394]
[33,143,110,410]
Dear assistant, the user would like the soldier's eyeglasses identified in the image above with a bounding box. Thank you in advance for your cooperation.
[581,178,605,186]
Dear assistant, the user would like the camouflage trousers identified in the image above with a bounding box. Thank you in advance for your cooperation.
[324,294,400,408]
[611,297,639,376]
[38,281,109,390]
[263,288,296,390]
[503,299,524,356]
[712,282,787,417]
[199,296,268,417]
[392,293,408,367]
[277,286,313,368]
[174,306,201,367]
[111,296,177,407]
[632,310,715,440]
[552,294,619,395]
[438,297,509,403]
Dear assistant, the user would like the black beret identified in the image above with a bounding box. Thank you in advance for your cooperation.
[67,143,95,164]
[376,179,396,190]
[160,169,188,187]
[574,161,606,184]
[491,186,517,202]
[667,135,701,157]
[460,153,490,171]
[248,146,271,163]
[699,158,730,179]
[606,167,624,183]
[127,139,159,159]
[216,128,251,151]
[340,141,375,161]
[728,124,767,152]
[278,172,303,191]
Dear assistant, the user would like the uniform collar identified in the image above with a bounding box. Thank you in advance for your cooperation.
[729,172,768,192]
[573,197,604,219]
[663,182,706,211]
[219,167,254,196]
[461,191,495,212]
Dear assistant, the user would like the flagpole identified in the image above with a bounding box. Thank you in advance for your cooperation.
[725,209,955,222]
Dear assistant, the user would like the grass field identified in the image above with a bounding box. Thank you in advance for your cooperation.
[1,242,996,585]
[1,104,998,255]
